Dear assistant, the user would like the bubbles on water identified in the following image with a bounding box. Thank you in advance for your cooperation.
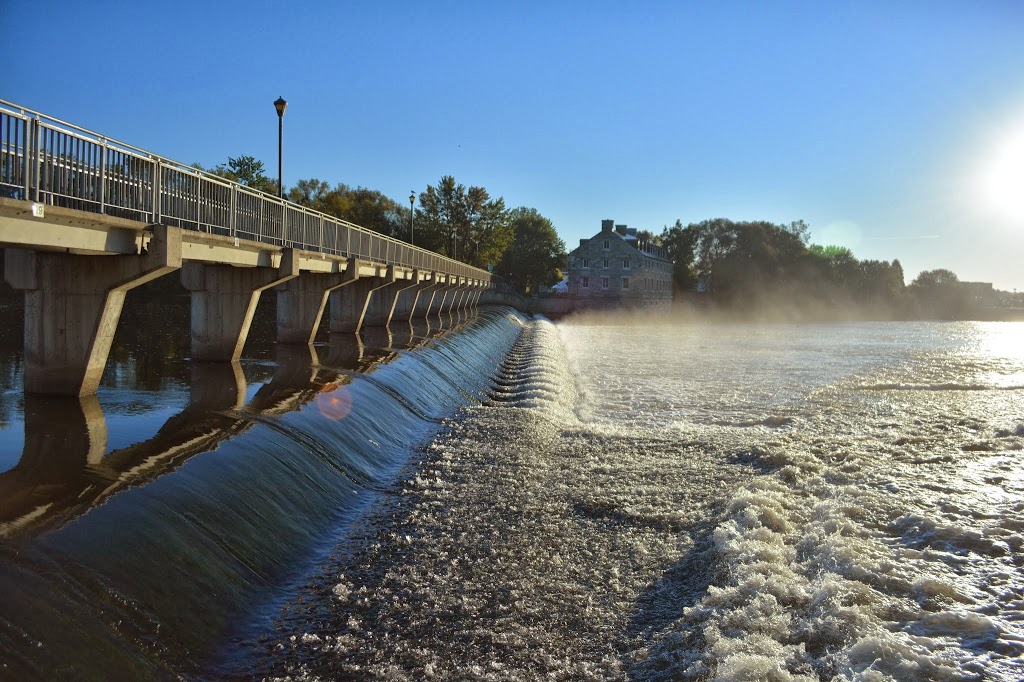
[236,320,1024,681]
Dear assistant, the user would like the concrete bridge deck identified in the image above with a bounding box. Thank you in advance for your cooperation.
[0,100,491,396]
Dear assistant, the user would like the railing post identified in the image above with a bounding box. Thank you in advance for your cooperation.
[151,159,161,224]
[98,138,106,214]
[281,199,287,246]
[31,117,41,202]
[22,117,33,201]
[229,184,237,239]
[196,173,203,231]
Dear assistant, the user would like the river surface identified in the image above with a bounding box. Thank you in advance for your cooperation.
[1,307,1022,681]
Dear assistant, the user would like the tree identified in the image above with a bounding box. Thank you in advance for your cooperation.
[194,155,280,195]
[344,187,405,238]
[659,219,699,292]
[910,268,968,318]
[288,178,331,210]
[227,155,266,185]
[287,180,405,237]
[495,207,565,294]
[416,176,510,268]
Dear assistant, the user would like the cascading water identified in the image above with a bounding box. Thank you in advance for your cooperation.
[0,308,526,680]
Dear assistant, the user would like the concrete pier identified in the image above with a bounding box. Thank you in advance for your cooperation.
[182,249,299,361]
[4,225,182,396]
[393,269,428,322]
[275,259,360,345]
[330,265,402,332]
[411,274,443,319]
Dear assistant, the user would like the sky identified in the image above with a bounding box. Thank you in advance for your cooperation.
[4,0,1024,290]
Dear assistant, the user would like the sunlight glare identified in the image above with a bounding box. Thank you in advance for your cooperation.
[978,125,1024,225]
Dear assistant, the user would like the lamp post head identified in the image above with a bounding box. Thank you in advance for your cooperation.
[409,191,415,206]
[274,96,288,118]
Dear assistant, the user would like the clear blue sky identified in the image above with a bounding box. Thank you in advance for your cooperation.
[5,0,1024,290]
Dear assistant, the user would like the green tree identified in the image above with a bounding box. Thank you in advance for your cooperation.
[495,207,565,294]
[910,268,968,319]
[195,155,280,195]
[288,181,404,237]
[288,178,331,210]
[416,176,510,268]
[659,219,699,291]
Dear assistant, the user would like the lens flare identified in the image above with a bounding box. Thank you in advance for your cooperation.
[317,385,353,421]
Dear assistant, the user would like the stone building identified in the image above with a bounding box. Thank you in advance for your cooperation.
[567,219,673,309]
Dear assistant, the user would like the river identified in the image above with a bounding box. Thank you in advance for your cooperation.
[1,306,1022,681]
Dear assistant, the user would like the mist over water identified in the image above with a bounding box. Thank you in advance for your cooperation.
[1,303,1022,680]
[235,315,1024,681]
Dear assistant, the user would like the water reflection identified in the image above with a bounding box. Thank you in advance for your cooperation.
[0,308,472,538]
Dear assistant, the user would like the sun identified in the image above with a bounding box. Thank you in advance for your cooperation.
[978,125,1024,225]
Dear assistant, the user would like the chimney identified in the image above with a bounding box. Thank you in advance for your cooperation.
[601,219,614,233]
[615,224,627,235]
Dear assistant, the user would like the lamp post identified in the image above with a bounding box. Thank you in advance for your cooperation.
[273,96,287,198]
[409,191,415,246]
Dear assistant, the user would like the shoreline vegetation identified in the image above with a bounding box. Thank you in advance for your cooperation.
[191,156,1017,322]
[552,217,1022,324]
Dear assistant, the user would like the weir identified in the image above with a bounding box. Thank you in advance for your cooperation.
[0,306,526,680]
[0,100,495,396]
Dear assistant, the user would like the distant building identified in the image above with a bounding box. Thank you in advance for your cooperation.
[567,219,673,310]
[960,281,995,301]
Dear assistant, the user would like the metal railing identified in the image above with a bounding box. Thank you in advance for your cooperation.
[0,100,489,282]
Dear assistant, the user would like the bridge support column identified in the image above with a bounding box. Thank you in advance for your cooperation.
[424,279,450,317]
[183,249,299,361]
[330,265,398,333]
[457,281,475,310]
[276,259,360,345]
[386,270,422,325]
[393,269,429,321]
[4,225,182,396]
[439,281,462,316]
[442,278,465,315]
[411,273,441,319]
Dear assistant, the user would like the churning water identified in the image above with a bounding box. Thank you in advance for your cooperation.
[1,311,1023,681]
[231,316,1024,681]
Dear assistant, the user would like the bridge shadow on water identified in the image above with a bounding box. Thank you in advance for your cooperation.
[623,517,724,679]
[622,448,785,678]
[0,310,473,539]
[0,295,508,680]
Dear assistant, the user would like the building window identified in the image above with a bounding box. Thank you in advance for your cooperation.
[602,258,609,268]
[601,277,609,289]
[582,258,589,268]
[622,277,630,289]
[582,276,589,288]
[602,239,610,250]
[623,258,630,269]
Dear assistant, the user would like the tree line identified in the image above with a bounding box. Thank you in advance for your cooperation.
[655,217,992,319]
[194,156,565,294]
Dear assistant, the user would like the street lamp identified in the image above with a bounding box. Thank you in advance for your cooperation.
[274,96,287,198]
[409,191,415,246]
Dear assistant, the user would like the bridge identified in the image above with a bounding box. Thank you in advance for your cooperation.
[0,100,493,396]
